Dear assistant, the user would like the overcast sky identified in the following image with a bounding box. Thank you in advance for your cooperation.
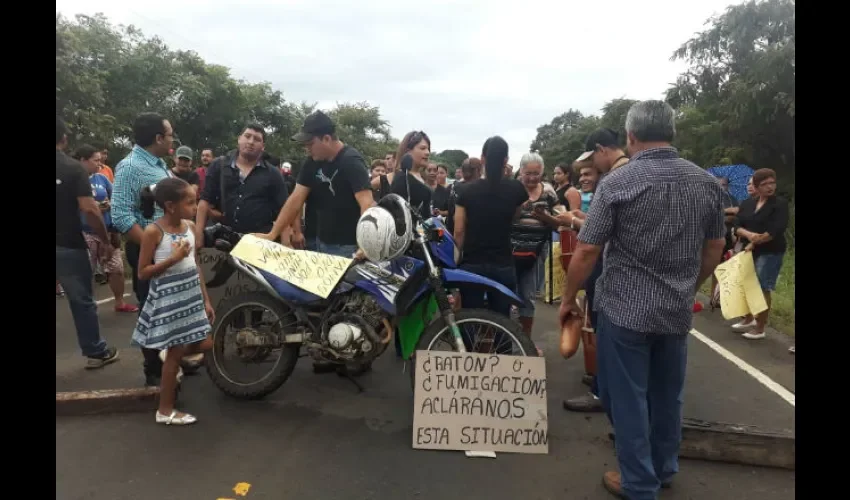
[57,0,739,162]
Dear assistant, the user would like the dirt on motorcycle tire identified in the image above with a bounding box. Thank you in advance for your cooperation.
[407,308,538,390]
[205,291,300,400]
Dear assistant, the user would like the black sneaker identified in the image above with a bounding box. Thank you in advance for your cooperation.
[562,393,604,413]
[86,347,119,369]
[144,374,162,387]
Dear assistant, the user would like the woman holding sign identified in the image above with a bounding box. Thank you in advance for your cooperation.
[730,168,789,341]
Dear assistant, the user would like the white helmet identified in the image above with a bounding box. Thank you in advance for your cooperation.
[356,194,413,262]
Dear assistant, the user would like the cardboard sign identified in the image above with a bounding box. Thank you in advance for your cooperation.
[412,351,548,454]
[198,248,263,312]
[544,241,566,303]
[713,252,768,319]
[229,235,353,299]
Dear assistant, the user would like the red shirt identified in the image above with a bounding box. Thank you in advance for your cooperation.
[196,166,207,195]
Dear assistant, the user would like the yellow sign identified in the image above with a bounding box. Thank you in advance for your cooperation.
[230,235,353,299]
[544,242,565,303]
[713,252,768,319]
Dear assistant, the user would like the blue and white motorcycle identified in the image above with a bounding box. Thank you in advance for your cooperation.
[201,194,536,400]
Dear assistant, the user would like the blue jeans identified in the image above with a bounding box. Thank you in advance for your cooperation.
[317,241,357,258]
[55,246,108,357]
[585,256,604,397]
[596,310,688,500]
[305,236,318,252]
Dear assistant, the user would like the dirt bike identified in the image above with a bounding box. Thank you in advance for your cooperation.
[200,198,537,400]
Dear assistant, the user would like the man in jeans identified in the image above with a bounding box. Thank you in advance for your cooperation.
[560,101,725,499]
[55,116,119,369]
[112,112,175,387]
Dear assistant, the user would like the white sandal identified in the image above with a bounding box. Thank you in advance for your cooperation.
[155,410,197,425]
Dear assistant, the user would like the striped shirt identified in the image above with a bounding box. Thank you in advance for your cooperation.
[111,145,172,233]
[578,147,725,335]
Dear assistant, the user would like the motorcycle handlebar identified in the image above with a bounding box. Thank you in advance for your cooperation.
[202,223,243,252]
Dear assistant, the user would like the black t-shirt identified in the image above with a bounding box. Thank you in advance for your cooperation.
[456,178,529,266]
[171,168,200,186]
[296,146,371,245]
[432,184,450,212]
[56,151,92,249]
[736,196,789,256]
[390,172,432,220]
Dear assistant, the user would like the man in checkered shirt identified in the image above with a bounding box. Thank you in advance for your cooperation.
[560,100,725,500]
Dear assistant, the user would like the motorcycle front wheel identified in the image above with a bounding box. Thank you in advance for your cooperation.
[205,291,300,400]
[408,308,538,389]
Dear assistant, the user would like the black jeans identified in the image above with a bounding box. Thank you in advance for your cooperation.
[125,240,163,378]
[458,262,518,353]
[584,255,604,398]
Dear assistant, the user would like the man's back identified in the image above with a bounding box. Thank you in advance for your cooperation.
[580,147,724,334]
[56,151,89,249]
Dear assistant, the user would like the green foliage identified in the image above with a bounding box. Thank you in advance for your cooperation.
[56,13,397,167]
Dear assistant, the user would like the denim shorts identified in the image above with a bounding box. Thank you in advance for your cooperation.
[754,252,784,292]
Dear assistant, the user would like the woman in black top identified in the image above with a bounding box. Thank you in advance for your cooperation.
[552,163,581,211]
[453,136,528,324]
[372,130,433,220]
[731,168,789,340]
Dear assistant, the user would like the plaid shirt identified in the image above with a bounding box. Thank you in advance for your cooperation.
[578,147,725,335]
[111,145,172,233]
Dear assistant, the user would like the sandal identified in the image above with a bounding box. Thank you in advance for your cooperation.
[155,410,197,425]
[115,303,139,313]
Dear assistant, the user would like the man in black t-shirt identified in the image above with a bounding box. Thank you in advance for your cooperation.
[259,111,373,258]
[55,116,119,369]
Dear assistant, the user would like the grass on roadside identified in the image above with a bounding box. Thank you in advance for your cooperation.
[700,251,795,336]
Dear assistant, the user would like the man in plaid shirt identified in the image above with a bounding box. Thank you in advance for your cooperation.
[112,113,175,387]
[560,101,725,499]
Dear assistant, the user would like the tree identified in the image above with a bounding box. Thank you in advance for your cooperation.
[435,149,469,169]
[666,0,795,187]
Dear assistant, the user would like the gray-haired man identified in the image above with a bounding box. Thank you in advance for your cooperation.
[560,101,725,499]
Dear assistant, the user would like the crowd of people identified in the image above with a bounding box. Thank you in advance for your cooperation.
[56,97,790,499]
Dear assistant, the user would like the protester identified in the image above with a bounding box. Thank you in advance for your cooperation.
[112,112,176,387]
[562,129,629,414]
[133,177,214,425]
[196,125,296,246]
[55,117,119,369]
[258,111,372,258]
[370,159,387,179]
[453,136,527,321]
[553,163,581,211]
[171,146,200,189]
[373,131,434,220]
[511,152,564,355]
[99,148,115,182]
[730,168,789,340]
[197,148,214,193]
[446,157,482,234]
[72,144,138,313]
[436,163,449,187]
[384,151,397,173]
[454,167,463,183]
[428,163,451,217]
[559,100,726,499]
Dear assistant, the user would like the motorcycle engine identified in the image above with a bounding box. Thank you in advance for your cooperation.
[319,292,389,362]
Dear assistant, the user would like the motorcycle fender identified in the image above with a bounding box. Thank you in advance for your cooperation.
[441,268,524,307]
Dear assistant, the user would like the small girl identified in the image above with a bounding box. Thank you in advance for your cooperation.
[133,177,214,425]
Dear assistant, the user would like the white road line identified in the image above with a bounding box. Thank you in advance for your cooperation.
[96,293,131,305]
[690,328,795,407]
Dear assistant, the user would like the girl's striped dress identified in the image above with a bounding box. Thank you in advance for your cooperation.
[131,222,210,350]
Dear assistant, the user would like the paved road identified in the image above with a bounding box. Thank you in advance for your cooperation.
[57,285,795,500]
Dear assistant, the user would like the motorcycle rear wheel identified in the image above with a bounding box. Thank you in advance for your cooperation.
[408,308,538,389]
[205,291,300,400]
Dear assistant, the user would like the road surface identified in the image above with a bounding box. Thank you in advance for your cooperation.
[56,285,795,500]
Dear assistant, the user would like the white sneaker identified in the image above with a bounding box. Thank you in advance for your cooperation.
[742,331,766,340]
[731,319,757,331]
[159,349,184,382]
[788,345,795,354]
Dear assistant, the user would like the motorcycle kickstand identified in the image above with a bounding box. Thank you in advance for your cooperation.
[336,368,365,393]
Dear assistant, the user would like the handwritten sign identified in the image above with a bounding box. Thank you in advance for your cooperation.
[412,351,548,454]
[544,241,566,303]
[230,235,353,299]
[713,252,768,320]
[198,249,263,311]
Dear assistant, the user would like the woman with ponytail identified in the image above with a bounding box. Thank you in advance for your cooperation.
[371,130,434,219]
[453,136,528,322]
